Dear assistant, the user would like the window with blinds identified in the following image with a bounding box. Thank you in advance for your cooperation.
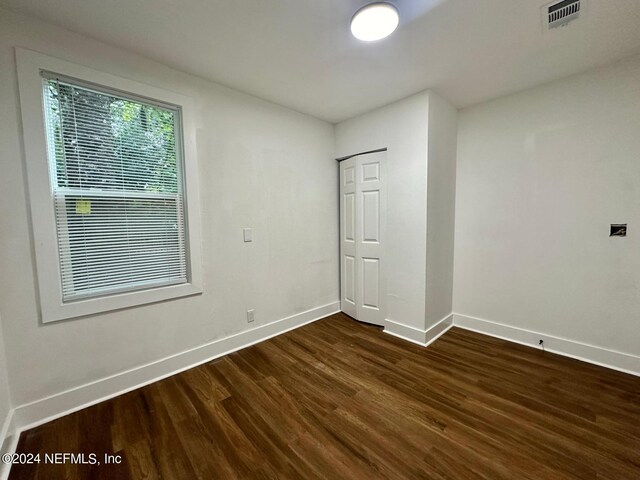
[42,72,188,301]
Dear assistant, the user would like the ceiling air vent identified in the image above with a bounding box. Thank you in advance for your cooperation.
[543,0,581,30]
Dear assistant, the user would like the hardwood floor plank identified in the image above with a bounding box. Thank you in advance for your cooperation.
[124,441,160,480]
[10,314,640,479]
[138,384,200,479]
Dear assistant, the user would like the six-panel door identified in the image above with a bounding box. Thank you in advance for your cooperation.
[339,151,385,326]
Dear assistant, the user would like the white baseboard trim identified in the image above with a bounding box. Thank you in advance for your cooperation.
[0,409,13,452]
[453,313,640,377]
[0,435,18,480]
[384,314,453,347]
[13,302,340,433]
[384,319,428,346]
[0,409,16,480]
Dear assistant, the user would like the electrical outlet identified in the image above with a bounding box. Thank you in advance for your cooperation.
[246,309,255,323]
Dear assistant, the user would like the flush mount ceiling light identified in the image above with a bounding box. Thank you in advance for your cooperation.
[350,3,400,42]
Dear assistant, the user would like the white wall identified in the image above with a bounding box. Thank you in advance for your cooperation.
[454,54,640,358]
[335,91,458,337]
[425,93,457,327]
[335,92,430,331]
[0,8,338,409]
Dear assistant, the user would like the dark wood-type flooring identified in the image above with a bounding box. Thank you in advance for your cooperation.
[10,313,640,479]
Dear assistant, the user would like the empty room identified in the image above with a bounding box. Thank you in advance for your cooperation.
[0,0,639,478]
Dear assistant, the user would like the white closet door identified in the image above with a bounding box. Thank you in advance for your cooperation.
[340,151,385,326]
[340,156,358,319]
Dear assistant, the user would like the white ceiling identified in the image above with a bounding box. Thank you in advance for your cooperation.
[3,0,640,122]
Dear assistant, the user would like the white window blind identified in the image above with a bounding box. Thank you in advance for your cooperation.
[42,72,188,302]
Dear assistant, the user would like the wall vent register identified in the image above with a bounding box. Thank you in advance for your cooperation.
[543,0,581,30]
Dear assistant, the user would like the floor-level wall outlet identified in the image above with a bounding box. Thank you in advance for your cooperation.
[247,309,255,323]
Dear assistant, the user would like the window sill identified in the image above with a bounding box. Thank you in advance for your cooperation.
[41,282,202,323]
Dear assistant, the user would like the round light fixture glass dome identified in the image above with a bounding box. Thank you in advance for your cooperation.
[350,3,399,42]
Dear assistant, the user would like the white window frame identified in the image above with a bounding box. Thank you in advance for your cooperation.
[16,48,203,323]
